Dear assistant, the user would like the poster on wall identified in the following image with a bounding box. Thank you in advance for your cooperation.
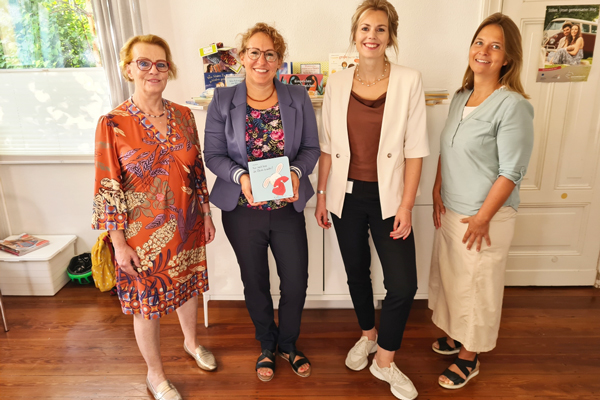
[537,5,599,82]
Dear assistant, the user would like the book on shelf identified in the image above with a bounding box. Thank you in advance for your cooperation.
[279,74,324,95]
[291,61,329,85]
[0,233,50,256]
[329,52,360,75]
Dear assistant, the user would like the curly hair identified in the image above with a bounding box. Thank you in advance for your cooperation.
[119,34,177,81]
[238,22,287,61]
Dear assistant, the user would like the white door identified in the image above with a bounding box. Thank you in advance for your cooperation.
[496,0,600,285]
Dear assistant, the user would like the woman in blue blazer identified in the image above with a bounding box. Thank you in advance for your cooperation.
[204,23,320,382]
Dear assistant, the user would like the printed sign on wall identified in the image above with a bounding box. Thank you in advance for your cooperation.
[537,5,599,82]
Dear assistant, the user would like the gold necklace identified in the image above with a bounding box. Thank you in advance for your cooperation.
[247,86,276,102]
[356,62,388,87]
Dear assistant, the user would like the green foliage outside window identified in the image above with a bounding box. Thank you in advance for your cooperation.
[0,0,101,69]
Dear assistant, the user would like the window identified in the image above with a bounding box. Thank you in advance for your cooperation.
[545,20,565,31]
[582,24,590,33]
[0,0,111,156]
[592,25,597,34]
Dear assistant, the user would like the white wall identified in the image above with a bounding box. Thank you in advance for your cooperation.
[0,0,483,255]
[140,0,482,105]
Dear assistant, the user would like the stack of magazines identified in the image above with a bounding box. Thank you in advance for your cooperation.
[424,89,449,106]
[0,234,50,256]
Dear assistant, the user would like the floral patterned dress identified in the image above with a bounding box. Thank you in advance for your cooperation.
[92,98,209,319]
[238,103,287,211]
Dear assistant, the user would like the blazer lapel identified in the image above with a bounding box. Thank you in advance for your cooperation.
[230,82,248,166]
[378,64,396,156]
[276,79,298,158]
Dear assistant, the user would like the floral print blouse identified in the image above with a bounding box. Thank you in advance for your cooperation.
[238,103,288,211]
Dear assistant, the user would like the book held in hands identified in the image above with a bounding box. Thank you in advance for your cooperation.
[248,156,293,203]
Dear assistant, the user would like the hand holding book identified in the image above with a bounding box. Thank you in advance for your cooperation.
[240,174,268,207]
[281,171,300,203]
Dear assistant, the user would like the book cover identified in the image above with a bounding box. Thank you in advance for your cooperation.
[0,233,50,256]
[279,74,324,95]
[204,72,234,89]
[329,52,360,75]
[248,156,293,202]
[276,62,290,80]
[291,61,329,85]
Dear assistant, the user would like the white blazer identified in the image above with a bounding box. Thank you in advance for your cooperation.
[320,63,430,220]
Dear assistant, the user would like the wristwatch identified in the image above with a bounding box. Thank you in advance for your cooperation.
[203,211,212,218]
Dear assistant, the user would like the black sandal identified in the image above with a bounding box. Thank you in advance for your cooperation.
[439,354,479,389]
[279,349,311,378]
[256,349,276,382]
[432,337,462,355]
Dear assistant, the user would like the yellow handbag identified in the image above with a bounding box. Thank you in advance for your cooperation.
[91,232,116,292]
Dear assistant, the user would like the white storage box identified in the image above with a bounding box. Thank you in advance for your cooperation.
[0,235,77,296]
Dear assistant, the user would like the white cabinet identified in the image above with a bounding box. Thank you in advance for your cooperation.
[195,104,447,326]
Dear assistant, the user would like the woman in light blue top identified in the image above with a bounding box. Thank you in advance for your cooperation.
[428,13,534,390]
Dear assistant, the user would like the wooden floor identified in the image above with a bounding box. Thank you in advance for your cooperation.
[1,284,599,399]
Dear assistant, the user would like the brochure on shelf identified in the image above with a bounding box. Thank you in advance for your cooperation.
[329,52,360,75]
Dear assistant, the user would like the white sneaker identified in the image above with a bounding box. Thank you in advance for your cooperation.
[345,336,377,371]
[369,359,418,400]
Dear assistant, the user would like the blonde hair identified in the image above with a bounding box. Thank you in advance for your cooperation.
[238,23,287,61]
[459,13,529,99]
[120,34,177,81]
[350,0,399,60]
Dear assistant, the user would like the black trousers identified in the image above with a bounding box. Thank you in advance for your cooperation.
[331,180,417,351]
[222,205,309,354]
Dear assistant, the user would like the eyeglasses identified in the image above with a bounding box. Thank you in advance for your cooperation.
[245,48,279,62]
[131,58,170,72]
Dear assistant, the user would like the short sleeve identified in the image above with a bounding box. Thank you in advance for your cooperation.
[497,99,534,184]
[404,72,430,159]
[91,115,128,230]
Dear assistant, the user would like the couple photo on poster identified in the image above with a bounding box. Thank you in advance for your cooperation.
[538,4,599,82]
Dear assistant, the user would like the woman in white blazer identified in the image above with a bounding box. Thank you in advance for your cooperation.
[315,1,428,399]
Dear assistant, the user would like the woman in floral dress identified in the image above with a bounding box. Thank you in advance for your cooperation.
[92,35,215,400]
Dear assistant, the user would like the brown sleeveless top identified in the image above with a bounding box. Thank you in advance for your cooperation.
[347,91,387,182]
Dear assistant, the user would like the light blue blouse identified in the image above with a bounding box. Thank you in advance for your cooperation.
[440,88,534,216]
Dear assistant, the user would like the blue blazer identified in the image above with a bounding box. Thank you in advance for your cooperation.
[204,79,320,212]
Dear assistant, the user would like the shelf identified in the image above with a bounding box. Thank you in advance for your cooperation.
[188,96,324,111]
[189,95,448,110]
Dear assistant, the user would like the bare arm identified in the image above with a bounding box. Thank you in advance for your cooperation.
[314,152,332,229]
[391,157,423,240]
